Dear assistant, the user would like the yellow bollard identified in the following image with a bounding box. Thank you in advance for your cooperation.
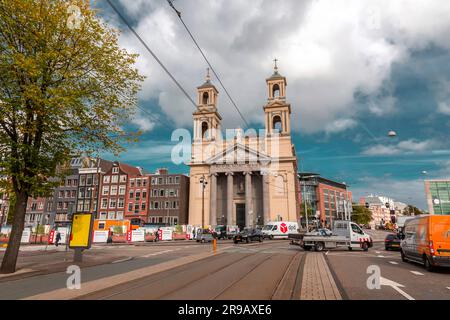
[213,238,217,255]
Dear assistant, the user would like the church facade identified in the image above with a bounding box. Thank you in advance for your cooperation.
[188,63,300,229]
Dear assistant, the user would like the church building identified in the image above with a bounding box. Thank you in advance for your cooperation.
[188,62,300,229]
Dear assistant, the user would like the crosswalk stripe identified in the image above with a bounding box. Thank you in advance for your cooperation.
[410,271,424,276]
[389,261,398,265]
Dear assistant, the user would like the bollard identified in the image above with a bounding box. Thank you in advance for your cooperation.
[213,238,217,255]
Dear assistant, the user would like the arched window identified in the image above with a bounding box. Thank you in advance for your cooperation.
[272,115,282,132]
[273,84,280,98]
[202,92,209,105]
[201,122,209,139]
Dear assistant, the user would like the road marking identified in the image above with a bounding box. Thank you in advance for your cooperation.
[380,277,415,300]
[377,255,385,258]
[325,251,329,255]
[410,271,424,276]
[111,257,133,264]
[389,261,398,265]
[375,251,380,254]
[141,250,173,258]
[447,287,450,290]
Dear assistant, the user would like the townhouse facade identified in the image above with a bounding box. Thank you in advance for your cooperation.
[98,161,149,225]
[148,169,189,226]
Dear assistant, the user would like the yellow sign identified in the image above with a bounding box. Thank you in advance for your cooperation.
[69,213,94,249]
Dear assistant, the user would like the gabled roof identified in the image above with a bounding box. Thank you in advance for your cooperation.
[205,142,272,165]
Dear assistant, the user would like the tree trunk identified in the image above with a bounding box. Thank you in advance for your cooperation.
[0,191,28,274]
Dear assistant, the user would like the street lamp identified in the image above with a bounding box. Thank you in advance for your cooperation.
[199,175,208,229]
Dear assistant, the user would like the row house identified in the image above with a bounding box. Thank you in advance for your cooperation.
[0,190,9,228]
[24,196,50,227]
[52,158,83,227]
[76,158,113,216]
[148,169,190,226]
[99,162,148,224]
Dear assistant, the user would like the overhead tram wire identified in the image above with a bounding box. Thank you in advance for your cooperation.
[166,0,250,129]
[105,0,197,109]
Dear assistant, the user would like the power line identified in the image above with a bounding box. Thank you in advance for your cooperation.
[166,0,250,128]
[105,0,197,109]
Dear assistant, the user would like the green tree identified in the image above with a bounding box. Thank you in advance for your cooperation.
[0,0,144,273]
[351,204,372,225]
[402,205,425,216]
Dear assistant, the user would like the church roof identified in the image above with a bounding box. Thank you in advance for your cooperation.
[197,79,217,90]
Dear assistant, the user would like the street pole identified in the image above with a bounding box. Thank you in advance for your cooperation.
[302,179,308,231]
[200,175,208,229]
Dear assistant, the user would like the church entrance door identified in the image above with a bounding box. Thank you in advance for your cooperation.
[236,203,246,231]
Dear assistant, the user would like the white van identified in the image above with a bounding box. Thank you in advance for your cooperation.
[262,221,299,239]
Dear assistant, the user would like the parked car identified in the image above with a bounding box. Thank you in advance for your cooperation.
[306,228,333,237]
[214,225,229,240]
[401,215,450,271]
[195,229,214,243]
[233,228,263,244]
[384,233,401,250]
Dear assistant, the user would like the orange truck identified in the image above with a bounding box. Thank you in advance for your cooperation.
[400,215,450,271]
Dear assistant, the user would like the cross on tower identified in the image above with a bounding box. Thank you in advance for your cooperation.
[273,58,278,72]
[206,67,211,81]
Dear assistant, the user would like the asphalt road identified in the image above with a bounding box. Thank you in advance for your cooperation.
[1,238,449,300]
[326,241,450,300]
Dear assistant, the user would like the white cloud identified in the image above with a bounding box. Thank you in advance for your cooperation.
[325,118,357,134]
[362,139,440,156]
[130,115,156,133]
[352,177,427,210]
[111,0,450,133]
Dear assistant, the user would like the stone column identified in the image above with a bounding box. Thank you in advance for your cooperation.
[209,173,217,226]
[226,172,233,226]
[262,172,270,224]
[244,171,253,227]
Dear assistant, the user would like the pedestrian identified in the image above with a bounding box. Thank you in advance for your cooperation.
[55,231,61,247]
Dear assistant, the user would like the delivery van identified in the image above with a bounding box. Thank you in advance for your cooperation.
[262,221,298,239]
[401,215,450,271]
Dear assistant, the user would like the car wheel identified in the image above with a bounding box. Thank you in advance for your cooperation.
[233,240,238,244]
[201,239,205,244]
[270,235,274,240]
[315,242,325,252]
[362,242,369,251]
[401,250,408,262]
[348,247,353,251]
[259,236,263,242]
[423,255,435,272]
[385,246,389,251]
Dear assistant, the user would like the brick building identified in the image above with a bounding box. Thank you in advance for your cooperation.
[98,161,148,224]
[24,196,50,227]
[76,158,113,216]
[298,173,352,228]
[148,169,189,226]
[52,158,83,227]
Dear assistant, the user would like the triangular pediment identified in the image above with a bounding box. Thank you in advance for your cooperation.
[206,143,271,165]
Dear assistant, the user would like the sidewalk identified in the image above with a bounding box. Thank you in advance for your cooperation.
[0,247,129,282]
[300,253,342,300]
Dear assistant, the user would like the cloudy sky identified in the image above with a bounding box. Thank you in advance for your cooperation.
[95,0,450,210]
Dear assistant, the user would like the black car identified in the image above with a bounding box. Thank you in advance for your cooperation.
[233,228,263,244]
[385,233,401,250]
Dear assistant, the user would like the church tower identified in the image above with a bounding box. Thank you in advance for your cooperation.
[192,68,222,143]
[264,59,291,137]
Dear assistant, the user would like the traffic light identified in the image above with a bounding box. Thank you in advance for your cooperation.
[365,202,369,208]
